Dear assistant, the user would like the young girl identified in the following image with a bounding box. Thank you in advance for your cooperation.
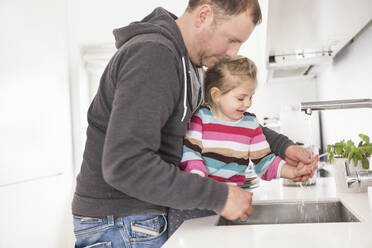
[167,56,316,236]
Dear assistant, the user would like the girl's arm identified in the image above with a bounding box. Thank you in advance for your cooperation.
[181,115,208,177]
[249,123,285,181]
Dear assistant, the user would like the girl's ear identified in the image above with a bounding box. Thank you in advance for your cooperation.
[210,87,222,104]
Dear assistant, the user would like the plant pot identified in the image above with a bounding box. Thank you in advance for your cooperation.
[332,158,369,193]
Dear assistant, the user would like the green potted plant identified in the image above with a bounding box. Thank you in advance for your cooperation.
[327,134,372,193]
[328,134,372,170]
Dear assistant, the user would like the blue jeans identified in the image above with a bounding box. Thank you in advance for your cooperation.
[73,214,168,248]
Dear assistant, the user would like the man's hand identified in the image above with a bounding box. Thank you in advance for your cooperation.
[285,145,312,166]
[292,155,319,182]
[220,185,253,222]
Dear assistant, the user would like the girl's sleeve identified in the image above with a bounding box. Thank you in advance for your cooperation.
[181,114,208,177]
[249,122,286,181]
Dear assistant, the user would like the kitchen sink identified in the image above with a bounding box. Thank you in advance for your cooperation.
[216,200,360,226]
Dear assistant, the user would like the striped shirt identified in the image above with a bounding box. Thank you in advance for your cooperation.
[181,106,285,186]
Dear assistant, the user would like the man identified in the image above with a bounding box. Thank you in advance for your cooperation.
[72,1,316,247]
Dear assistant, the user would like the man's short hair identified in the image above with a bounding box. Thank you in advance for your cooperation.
[187,0,262,25]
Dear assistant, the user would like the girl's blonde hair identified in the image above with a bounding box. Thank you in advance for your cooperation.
[204,56,257,107]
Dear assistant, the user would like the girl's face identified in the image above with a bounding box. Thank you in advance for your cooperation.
[211,79,256,122]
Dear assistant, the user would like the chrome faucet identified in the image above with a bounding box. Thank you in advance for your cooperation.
[344,161,372,189]
[300,98,372,190]
[300,98,372,115]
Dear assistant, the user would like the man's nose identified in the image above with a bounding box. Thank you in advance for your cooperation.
[226,44,241,58]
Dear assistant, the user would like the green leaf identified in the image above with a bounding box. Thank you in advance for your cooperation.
[353,156,358,167]
[346,140,355,147]
[362,157,369,169]
[366,145,372,154]
[327,145,331,154]
[344,145,351,157]
[359,134,370,143]
[348,150,354,161]
[335,146,343,155]
[329,153,334,163]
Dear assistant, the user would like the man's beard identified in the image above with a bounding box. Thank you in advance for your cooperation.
[198,53,225,68]
[199,55,219,68]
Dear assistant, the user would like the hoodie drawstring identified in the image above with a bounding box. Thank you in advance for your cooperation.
[181,56,187,122]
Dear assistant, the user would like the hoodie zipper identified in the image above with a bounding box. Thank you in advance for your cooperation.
[181,56,188,122]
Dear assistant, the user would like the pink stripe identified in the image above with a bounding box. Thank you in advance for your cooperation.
[203,131,250,144]
[250,133,266,144]
[191,115,202,125]
[189,121,202,132]
[261,156,282,181]
[204,123,256,136]
[183,160,208,176]
[209,174,246,185]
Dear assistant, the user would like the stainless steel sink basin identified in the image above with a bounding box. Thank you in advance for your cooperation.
[216,200,360,226]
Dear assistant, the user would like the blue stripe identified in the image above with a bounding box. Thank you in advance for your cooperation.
[254,154,275,177]
[212,168,246,178]
[181,146,202,162]
[203,157,247,173]
[181,151,202,162]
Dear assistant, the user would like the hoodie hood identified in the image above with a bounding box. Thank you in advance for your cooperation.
[113,7,187,59]
[113,7,191,122]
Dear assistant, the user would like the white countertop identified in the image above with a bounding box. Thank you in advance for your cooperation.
[163,177,372,248]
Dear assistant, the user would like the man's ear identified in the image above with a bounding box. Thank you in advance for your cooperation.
[210,87,221,104]
[194,4,214,28]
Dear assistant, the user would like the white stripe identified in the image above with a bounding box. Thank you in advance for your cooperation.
[207,167,218,174]
[225,182,238,186]
[277,160,286,178]
[190,170,206,177]
[186,130,202,140]
[250,141,270,152]
[211,168,244,178]
[203,139,249,152]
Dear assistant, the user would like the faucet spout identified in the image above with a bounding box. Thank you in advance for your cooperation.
[300,98,372,115]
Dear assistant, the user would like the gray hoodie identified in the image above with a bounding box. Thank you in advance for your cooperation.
[72,7,293,217]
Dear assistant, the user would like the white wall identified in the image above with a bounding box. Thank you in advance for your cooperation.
[317,23,372,149]
[0,0,72,185]
[250,78,318,119]
[0,0,75,246]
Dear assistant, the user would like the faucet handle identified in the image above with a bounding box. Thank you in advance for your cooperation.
[357,170,372,188]
[344,161,360,188]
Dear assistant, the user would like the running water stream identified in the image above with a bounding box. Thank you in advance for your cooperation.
[298,113,320,222]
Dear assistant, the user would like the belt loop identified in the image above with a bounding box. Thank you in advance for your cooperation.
[108,216,114,225]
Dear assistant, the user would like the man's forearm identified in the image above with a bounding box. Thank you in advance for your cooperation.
[261,126,294,159]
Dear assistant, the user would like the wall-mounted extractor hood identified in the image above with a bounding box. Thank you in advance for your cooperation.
[265,0,372,83]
